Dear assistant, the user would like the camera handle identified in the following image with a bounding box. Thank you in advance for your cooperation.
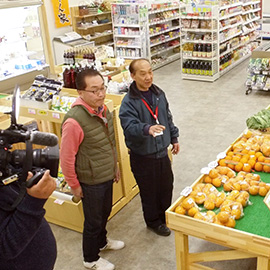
[25,168,46,188]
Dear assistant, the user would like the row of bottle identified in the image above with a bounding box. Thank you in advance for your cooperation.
[220,52,233,71]
[182,60,214,76]
[192,44,213,58]
[63,64,95,89]
[63,48,96,65]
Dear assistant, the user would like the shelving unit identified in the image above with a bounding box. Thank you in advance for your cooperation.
[180,0,262,82]
[111,2,148,60]
[148,1,181,69]
[70,7,113,46]
[111,1,181,70]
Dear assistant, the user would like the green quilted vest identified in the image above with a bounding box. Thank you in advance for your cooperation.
[62,105,117,185]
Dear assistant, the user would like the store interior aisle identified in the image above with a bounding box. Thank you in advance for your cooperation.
[51,59,270,270]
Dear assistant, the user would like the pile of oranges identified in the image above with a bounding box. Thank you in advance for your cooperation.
[174,183,250,228]
[218,130,270,173]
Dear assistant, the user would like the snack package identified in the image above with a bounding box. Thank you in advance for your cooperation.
[191,19,200,29]
[182,19,191,28]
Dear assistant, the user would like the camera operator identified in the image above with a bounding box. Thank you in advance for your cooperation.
[0,170,57,270]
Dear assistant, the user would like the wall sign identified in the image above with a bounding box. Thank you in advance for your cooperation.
[51,0,71,28]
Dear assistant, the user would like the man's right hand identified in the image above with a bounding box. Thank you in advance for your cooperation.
[26,170,56,199]
[71,186,83,198]
[149,124,165,137]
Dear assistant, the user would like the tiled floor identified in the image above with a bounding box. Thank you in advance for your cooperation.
[51,58,270,270]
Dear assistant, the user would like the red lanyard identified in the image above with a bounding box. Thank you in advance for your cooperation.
[141,99,159,123]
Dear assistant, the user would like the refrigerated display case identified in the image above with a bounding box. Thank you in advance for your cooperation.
[0,0,49,93]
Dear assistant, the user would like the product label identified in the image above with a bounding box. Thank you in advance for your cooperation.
[54,199,64,205]
[28,108,36,115]
[180,186,193,197]
[52,112,60,119]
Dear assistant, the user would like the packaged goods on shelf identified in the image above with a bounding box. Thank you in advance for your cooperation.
[181,1,261,82]
[112,1,180,69]
[246,51,270,94]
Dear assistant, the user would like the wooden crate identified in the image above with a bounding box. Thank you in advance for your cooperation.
[166,133,270,270]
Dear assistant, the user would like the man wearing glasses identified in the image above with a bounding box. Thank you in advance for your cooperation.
[60,68,124,270]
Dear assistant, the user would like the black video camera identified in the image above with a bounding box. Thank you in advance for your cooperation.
[0,86,59,189]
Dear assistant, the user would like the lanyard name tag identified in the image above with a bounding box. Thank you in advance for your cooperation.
[141,98,163,137]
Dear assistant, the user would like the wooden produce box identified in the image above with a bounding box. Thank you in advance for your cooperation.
[45,162,125,233]
[166,133,270,270]
[111,70,130,83]
[102,58,132,72]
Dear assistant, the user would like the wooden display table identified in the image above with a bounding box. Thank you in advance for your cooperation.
[166,135,270,270]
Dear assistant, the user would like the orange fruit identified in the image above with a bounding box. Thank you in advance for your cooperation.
[217,211,230,223]
[195,193,206,205]
[242,149,249,154]
[230,190,240,198]
[258,156,266,162]
[227,163,235,170]
[194,212,205,220]
[231,208,241,220]
[240,158,249,164]
[212,177,222,188]
[252,174,260,181]
[249,185,259,195]
[219,159,226,166]
[232,156,241,162]
[243,163,251,173]
[181,197,195,210]
[259,187,268,197]
[248,150,256,156]
[175,205,186,215]
[216,166,228,175]
[225,155,232,160]
[193,183,205,192]
[209,169,219,179]
[248,159,256,168]
[208,193,217,202]
[204,200,215,210]
[254,162,263,172]
[241,182,250,191]
[263,165,270,173]
[227,151,234,157]
[188,207,199,217]
[227,170,235,178]
[232,182,241,191]
[204,175,212,184]
[225,217,236,228]
[234,162,243,172]
[255,152,263,158]
[236,197,247,207]
[243,130,253,139]
[220,205,232,213]
[215,197,225,208]
[223,182,233,192]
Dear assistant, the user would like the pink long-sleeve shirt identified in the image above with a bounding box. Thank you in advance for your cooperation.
[60,97,105,189]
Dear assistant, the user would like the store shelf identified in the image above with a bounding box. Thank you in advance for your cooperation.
[180,15,212,20]
[114,34,140,38]
[242,26,260,36]
[150,35,180,47]
[220,31,242,43]
[183,55,217,61]
[219,11,242,21]
[149,25,180,37]
[219,21,242,32]
[182,73,219,81]
[182,28,215,33]
[243,16,261,25]
[242,8,261,15]
[74,11,111,19]
[116,44,141,48]
[151,43,180,57]
[113,24,140,28]
[182,39,218,44]
[70,7,113,47]
[242,0,260,7]
[77,22,112,30]
[152,53,180,70]
[149,16,180,26]
[149,6,179,15]
[219,2,242,11]
[220,52,251,76]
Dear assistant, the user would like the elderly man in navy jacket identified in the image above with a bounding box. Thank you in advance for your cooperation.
[119,58,180,236]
